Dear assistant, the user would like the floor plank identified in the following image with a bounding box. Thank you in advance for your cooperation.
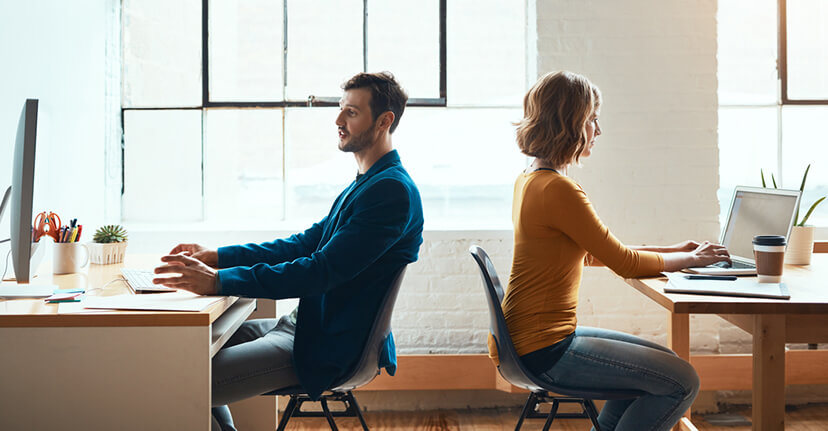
[281,404,828,430]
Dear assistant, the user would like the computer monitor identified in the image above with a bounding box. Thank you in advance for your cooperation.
[8,99,39,283]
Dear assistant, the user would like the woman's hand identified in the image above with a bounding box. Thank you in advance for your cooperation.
[688,241,731,266]
[662,241,731,272]
[666,240,701,253]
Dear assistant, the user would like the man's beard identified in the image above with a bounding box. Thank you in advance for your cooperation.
[339,121,377,153]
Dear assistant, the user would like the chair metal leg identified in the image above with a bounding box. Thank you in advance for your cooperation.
[583,399,602,431]
[541,399,560,431]
[514,393,538,431]
[276,395,300,431]
[320,398,339,430]
[344,390,370,430]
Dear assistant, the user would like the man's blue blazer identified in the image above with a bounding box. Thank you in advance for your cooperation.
[216,150,424,399]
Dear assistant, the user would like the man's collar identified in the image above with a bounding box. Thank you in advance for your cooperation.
[357,149,399,182]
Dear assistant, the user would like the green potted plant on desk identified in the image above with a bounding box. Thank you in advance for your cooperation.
[761,164,825,265]
[88,224,128,265]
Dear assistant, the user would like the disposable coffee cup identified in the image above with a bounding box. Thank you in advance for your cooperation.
[752,235,786,283]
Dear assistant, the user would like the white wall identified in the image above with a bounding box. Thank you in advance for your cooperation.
[0,1,110,255]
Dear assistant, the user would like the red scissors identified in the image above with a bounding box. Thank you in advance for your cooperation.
[33,211,62,242]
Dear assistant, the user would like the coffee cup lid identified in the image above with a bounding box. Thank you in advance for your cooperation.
[753,235,786,246]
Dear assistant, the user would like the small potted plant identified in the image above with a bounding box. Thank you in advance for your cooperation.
[88,224,129,265]
[761,164,826,265]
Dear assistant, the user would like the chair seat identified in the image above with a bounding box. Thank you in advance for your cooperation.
[263,385,304,396]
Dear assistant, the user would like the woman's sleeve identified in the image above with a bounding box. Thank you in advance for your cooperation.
[548,181,663,278]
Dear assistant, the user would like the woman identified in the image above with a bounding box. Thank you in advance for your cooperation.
[492,71,731,430]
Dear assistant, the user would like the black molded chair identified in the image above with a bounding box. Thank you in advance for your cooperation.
[469,245,643,431]
[264,266,408,431]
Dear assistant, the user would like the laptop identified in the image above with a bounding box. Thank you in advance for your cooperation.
[685,186,801,275]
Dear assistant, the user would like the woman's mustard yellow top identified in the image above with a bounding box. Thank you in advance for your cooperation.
[488,170,664,365]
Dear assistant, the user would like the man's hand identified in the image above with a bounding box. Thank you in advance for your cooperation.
[153,253,219,296]
[168,243,219,268]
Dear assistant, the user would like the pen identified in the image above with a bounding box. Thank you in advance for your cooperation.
[684,275,738,281]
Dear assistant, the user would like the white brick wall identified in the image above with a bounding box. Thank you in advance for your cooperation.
[389,0,750,359]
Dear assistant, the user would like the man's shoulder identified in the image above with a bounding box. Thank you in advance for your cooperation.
[364,164,419,193]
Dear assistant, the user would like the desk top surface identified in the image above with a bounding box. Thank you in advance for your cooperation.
[0,254,237,327]
[625,254,828,314]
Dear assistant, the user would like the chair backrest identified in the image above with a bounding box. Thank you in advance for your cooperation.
[469,245,644,399]
[331,265,408,391]
[469,245,549,393]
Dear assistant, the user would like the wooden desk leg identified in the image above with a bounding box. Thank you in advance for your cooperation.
[669,313,692,429]
[752,314,786,431]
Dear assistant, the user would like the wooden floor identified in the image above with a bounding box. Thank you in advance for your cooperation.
[282,404,828,430]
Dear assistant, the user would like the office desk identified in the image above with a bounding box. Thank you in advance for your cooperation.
[623,254,828,431]
[0,255,256,431]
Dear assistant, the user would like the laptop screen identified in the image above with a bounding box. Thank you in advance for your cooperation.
[721,188,800,260]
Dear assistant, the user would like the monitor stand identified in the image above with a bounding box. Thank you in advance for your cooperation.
[0,186,10,228]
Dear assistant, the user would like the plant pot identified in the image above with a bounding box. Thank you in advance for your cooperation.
[785,226,814,265]
[88,241,128,265]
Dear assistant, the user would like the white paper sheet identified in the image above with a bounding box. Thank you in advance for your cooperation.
[81,291,225,312]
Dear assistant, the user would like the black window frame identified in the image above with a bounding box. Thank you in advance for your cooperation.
[200,0,447,108]
[778,0,828,105]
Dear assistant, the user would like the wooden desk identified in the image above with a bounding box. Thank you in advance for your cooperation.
[623,254,828,431]
[0,255,255,430]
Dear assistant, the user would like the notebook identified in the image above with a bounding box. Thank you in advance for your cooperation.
[0,283,56,298]
[664,273,790,300]
[685,186,801,275]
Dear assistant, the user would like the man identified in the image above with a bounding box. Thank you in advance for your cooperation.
[153,72,424,430]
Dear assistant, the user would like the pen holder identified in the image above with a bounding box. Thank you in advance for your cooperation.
[87,241,128,265]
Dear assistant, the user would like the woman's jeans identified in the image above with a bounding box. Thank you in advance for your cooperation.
[533,326,699,431]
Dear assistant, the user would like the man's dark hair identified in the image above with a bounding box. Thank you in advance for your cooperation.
[342,72,408,134]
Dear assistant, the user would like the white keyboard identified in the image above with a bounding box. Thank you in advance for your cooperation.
[121,268,176,293]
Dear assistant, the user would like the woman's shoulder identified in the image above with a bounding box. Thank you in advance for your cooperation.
[523,171,584,195]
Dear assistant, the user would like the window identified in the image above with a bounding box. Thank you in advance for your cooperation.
[121,0,528,229]
[718,0,828,228]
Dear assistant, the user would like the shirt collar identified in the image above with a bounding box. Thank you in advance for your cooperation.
[357,149,400,182]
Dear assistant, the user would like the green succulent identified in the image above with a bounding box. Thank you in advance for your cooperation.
[761,164,826,226]
[93,225,128,243]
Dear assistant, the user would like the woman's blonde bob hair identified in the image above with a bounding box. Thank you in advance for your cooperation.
[515,71,601,167]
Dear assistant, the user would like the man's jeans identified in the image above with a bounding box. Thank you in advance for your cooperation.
[534,326,699,431]
[211,313,300,431]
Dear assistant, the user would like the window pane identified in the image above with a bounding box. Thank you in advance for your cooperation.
[781,106,828,226]
[284,108,353,223]
[786,0,828,100]
[367,0,440,99]
[123,110,202,222]
[122,0,202,108]
[209,0,284,102]
[285,0,363,100]
[717,0,777,105]
[396,107,527,229]
[203,109,284,223]
[717,107,778,224]
[447,0,525,106]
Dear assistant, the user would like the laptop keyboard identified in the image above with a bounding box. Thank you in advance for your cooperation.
[711,260,755,269]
